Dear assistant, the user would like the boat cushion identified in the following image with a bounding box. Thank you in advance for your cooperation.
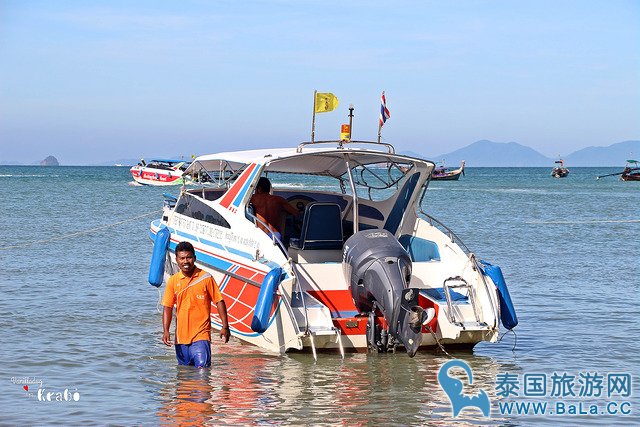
[399,235,440,262]
[422,288,468,303]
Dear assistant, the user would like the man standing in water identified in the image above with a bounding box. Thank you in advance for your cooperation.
[162,241,230,367]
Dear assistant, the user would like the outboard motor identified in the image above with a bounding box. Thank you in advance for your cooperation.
[343,230,429,357]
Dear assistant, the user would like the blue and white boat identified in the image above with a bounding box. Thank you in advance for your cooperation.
[148,140,517,357]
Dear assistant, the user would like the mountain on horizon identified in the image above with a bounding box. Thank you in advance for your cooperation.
[564,140,640,166]
[431,140,551,167]
[421,139,640,167]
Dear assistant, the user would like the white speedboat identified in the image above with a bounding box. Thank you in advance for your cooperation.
[130,159,190,186]
[148,140,517,357]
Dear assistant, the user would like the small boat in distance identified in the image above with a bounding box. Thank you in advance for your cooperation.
[596,159,640,181]
[551,159,569,178]
[431,160,465,181]
[130,159,191,186]
[621,160,640,181]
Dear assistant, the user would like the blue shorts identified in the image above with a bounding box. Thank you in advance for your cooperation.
[175,340,211,368]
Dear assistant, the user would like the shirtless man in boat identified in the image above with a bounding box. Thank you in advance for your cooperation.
[251,177,300,240]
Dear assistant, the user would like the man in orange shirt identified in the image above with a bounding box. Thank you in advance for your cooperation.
[162,241,230,367]
[251,177,299,240]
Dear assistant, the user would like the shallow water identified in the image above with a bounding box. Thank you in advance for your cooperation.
[1,166,638,425]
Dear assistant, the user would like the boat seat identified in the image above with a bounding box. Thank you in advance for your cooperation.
[290,202,343,250]
[399,235,440,262]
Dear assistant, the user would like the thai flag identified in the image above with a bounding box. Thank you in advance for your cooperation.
[379,91,390,127]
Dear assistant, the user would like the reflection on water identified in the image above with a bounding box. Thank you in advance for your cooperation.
[155,340,517,426]
[158,368,216,426]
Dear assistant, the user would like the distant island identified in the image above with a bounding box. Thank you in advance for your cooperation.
[40,155,60,166]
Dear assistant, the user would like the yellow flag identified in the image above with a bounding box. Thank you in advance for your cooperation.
[315,92,339,113]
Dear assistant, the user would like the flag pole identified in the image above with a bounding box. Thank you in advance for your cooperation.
[348,104,354,140]
[378,90,389,143]
[311,90,317,143]
[377,90,383,143]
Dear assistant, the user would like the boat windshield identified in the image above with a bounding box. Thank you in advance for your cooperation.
[343,160,414,201]
[263,160,413,201]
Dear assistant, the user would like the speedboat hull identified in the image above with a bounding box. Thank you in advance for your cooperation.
[148,144,512,357]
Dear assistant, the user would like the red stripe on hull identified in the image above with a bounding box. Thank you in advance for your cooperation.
[219,163,257,209]
[333,317,367,335]
[418,294,439,333]
[310,290,440,334]
[306,289,359,317]
[220,276,263,334]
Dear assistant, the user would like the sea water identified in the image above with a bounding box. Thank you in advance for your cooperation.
[1,166,638,426]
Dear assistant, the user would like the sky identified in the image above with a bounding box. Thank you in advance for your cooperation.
[1,0,639,165]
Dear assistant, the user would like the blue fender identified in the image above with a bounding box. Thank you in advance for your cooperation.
[251,267,283,333]
[148,227,171,287]
[480,261,518,330]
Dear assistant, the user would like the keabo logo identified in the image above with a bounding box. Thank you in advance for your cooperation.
[438,359,491,417]
[36,387,81,402]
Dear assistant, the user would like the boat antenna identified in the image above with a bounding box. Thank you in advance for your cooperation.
[348,104,354,140]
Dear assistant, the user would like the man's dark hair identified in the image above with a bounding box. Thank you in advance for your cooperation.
[256,177,271,193]
[175,241,195,256]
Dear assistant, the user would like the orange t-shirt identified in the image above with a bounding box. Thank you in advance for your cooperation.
[161,267,224,345]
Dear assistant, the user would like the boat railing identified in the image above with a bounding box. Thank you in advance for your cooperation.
[418,207,500,327]
[418,209,472,255]
[296,140,395,154]
[244,213,311,337]
[186,159,244,189]
[245,211,319,337]
[293,265,310,335]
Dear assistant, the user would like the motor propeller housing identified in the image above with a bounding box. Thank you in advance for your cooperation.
[343,230,427,356]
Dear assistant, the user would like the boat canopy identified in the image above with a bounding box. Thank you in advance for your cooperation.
[148,159,188,164]
[185,143,434,180]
